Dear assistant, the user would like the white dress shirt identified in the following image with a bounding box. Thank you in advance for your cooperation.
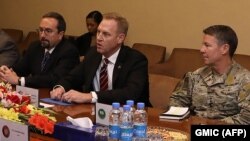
[91,48,120,103]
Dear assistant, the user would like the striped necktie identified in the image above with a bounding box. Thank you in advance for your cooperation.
[41,51,50,72]
[100,58,109,91]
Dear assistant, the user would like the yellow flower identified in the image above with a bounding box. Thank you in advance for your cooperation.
[27,104,57,122]
[0,107,20,122]
[0,81,57,134]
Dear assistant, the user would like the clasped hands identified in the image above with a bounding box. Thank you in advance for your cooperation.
[0,65,19,84]
[50,87,92,103]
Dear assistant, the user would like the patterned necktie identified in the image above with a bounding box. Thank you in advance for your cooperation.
[100,58,109,91]
[41,51,50,71]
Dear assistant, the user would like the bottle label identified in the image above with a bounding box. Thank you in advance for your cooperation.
[109,125,120,139]
[120,127,133,141]
[134,124,147,137]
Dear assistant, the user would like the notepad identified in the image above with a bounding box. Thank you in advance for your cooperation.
[159,106,190,120]
[40,98,73,106]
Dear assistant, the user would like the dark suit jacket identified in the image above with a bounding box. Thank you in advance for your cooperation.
[13,38,80,88]
[75,32,92,56]
[59,45,152,107]
[0,29,20,67]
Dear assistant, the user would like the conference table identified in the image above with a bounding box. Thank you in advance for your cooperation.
[30,88,225,141]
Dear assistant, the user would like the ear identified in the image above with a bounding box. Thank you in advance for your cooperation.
[221,43,229,55]
[117,33,126,44]
[58,31,65,40]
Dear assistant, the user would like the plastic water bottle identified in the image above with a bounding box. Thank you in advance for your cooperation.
[109,102,121,140]
[126,100,135,113]
[120,105,134,141]
[133,102,147,138]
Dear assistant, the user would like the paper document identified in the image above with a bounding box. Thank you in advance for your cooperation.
[159,106,190,120]
[40,102,55,108]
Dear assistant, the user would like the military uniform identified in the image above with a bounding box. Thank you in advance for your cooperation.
[170,61,250,125]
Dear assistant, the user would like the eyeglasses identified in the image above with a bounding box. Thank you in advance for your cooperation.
[37,28,56,35]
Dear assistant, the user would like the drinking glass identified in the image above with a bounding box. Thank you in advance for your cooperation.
[94,126,109,141]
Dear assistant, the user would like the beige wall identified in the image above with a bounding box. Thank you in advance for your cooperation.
[1,0,250,56]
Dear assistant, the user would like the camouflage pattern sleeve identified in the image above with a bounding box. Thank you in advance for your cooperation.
[169,72,194,107]
[221,75,250,125]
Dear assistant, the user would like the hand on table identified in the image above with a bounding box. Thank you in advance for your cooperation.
[61,90,92,103]
[50,86,65,100]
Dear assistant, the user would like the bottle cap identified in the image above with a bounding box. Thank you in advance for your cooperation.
[112,102,120,108]
[126,100,134,107]
[123,105,131,111]
[137,102,145,109]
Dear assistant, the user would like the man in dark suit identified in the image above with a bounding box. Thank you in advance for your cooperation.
[0,29,20,67]
[0,12,79,88]
[50,13,151,106]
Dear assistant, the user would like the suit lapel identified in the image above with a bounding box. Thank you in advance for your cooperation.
[113,46,127,85]
[86,54,102,87]
[43,42,62,72]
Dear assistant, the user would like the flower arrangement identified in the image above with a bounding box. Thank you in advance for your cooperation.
[0,82,57,134]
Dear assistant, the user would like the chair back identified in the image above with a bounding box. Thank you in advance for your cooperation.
[2,28,23,43]
[150,48,204,78]
[149,73,180,109]
[19,31,39,55]
[233,54,250,70]
[132,43,166,65]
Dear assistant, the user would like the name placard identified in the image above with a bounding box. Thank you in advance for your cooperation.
[95,102,112,126]
[0,118,29,141]
[16,85,39,107]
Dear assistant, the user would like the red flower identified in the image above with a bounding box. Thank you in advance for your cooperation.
[28,114,55,134]
[19,105,31,114]
[28,114,39,125]
[44,120,54,134]
[21,95,31,104]
[0,86,7,93]
[6,95,21,104]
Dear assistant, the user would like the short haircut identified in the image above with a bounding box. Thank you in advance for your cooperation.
[203,25,238,58]
[86,10,103,24]
[42,12,66,32]
[102,12,129,35]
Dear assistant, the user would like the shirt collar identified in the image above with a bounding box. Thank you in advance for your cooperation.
[45,47,55,54]
[102,48,121,65]
[201,61,237,86]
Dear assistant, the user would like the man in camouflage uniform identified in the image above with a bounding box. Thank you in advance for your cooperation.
[169,25,250,125]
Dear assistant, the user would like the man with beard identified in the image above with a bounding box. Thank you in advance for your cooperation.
[0,12,79,88]
[50,13,151,107]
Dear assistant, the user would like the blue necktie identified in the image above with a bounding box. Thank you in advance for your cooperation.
[41,51,50,71]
